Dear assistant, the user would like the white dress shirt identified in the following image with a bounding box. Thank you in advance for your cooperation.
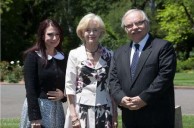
[130,34,149,65]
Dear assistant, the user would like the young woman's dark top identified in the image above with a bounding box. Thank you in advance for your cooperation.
[24,51,67,121]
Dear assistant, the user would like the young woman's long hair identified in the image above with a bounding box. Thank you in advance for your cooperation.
[23,19,64,65]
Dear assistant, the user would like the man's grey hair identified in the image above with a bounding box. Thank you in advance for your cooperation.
[121,9,150,28]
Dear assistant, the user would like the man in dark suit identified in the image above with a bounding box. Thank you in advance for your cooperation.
[109,9,176,128]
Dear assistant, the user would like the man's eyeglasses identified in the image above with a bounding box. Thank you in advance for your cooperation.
[124,20,145,29]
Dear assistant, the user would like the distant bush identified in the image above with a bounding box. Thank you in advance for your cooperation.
[0,57,193,83]
[176,57,194,72]
[0,60,23,83]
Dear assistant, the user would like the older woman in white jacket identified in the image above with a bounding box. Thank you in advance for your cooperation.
[64,13,118,128]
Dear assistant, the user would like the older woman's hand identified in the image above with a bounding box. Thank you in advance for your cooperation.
[71,114,81,128]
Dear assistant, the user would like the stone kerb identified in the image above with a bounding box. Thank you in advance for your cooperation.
[175,105,183,128]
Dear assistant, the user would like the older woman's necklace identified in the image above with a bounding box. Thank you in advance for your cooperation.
[85,45,99,56]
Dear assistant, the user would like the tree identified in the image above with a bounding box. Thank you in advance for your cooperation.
[1,0,62,61]
[1,0,120,61]
[156,0,194,60]
[2,0,193,61]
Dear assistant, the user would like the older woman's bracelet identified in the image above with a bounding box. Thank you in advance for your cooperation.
[72,118,79,125]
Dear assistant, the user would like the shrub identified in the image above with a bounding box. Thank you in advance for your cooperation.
[0,60,23,83]
[0,61,9,81]
[176,57,194,72]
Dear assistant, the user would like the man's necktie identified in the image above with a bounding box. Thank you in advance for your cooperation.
[131,44,140,79]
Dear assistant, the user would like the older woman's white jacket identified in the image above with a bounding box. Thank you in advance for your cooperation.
[65,45,113,106]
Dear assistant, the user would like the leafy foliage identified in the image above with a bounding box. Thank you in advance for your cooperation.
[156,3,193,44]
[0,0,13,14]
[176,57,194,72]
[156,0,194,60]
[1,0,194,61]
[0,61,23,83]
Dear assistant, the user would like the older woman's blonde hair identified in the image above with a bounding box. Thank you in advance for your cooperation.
[76,13,105,42]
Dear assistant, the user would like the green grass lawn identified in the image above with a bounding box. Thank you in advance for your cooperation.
[174,72,194,86]
[182,115,194,128]
[0,72,193,128]
[0,118,20,128]
[1,115,194,128]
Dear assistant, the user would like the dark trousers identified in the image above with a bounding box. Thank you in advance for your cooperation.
[121,108,174,128]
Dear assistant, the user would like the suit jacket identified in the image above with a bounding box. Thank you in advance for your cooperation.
[109,34,176,127]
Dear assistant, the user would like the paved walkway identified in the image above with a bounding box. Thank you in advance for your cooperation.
[1,84,194,119]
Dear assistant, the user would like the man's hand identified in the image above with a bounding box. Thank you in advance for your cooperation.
[120,96,131,108]
[120,96,147,110]
[128,96,147,110]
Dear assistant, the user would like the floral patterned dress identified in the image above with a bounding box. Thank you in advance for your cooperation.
[64,45,113,128]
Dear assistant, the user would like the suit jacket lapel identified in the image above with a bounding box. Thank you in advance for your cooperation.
[131,36,154,85]
[123,42,133,86]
